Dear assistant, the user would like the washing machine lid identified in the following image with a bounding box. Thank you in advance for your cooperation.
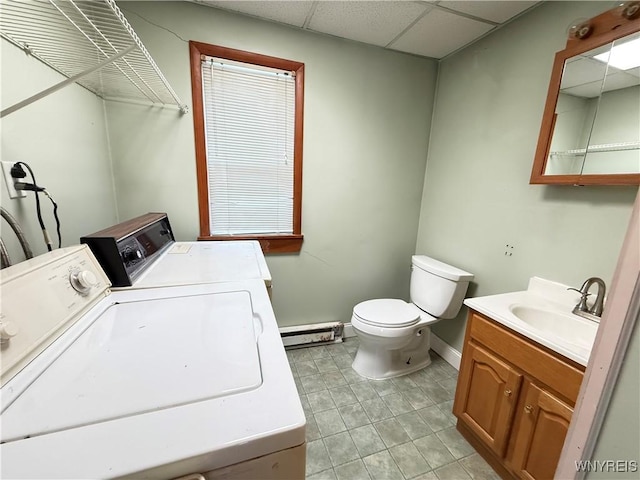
[353,299,419,328]
[0,289,262,443]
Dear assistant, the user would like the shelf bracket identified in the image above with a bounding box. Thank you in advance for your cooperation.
[1,45,137,119]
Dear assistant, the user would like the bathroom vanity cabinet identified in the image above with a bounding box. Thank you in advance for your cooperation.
[453,310,585,480]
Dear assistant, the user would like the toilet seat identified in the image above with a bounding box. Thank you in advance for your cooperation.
[353,299,420,328]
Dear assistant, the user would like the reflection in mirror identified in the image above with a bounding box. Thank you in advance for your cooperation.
[544,32,640,176]
[585,31,640,174]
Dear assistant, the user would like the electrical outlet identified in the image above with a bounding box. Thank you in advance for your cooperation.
[1,161,27,199]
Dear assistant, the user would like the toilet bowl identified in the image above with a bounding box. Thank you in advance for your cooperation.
[351,256,473,380]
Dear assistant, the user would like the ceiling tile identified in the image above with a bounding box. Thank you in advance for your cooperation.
[390,8,493,58]
[193,1,314,28]
[307,1,431,47]
[439,1,538,24]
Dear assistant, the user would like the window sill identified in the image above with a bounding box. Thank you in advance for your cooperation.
[197,234,303,253]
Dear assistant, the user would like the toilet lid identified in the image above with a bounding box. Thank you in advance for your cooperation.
[353,299,420,328]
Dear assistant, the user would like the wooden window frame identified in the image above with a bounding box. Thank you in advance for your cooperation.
[189,41,304,253]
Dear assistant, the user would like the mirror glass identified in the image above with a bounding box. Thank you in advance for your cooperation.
[544,31,640,176]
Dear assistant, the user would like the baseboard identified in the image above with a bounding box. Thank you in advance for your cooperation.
[430,334,461,370]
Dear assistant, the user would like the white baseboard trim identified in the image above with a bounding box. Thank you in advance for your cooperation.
[430,334,461,370]
[342,323,461,370]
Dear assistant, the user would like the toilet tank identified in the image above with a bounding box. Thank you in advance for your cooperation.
[410,255,474,319]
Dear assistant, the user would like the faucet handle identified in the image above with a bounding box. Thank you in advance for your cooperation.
[567,287,590,296]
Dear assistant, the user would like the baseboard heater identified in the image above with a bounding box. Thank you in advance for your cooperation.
[279,322,344,348]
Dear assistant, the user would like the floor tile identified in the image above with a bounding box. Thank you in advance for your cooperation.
[434,461,472,480]
[288,348,313,363]
[374,418,412,448]
[324,431,360,467]
[310,345,332,359]
[408,370,433,388]
[392,375,418,391]
[436,401,457,424]
[417,405,455,432]
[402,387,435,410]
[362,450,404,480]
[360,397,394,423]
[380,392,414,416]
[422,382,453,403]
[439,362,459,377]
[308,468,337,480]
[316,357,340,373]
[344,342,360,355]
[294,376,305,395]
[306,416,322,442]
[350,382,378,402]
[458,453,501,480]
[349,424,386,457]
[438,377,458,394]
[308,390,337,413]
[329,385,358,407]
[322,371,347,389]
[295,344,480,480]
[332,353,354,369]
[427,364,452,382]
[413,472,439,480]
[389,441,432,478]
[301,375,328,394]
[300,393,312,417]
[437,427,475,459]
[326,343,349,358]
[413,434,457,469]
[370,379,398,396]
[315,409,348,437]
[341,367,367,385]
[395,411,432,440]
[335,459,371,480]
[306,439,332,476]
[338,403,371,429]
[297,360,321,377]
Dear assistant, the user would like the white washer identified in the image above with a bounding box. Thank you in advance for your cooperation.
[0,246,305,479]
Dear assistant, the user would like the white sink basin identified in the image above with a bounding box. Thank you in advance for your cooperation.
[509,305,598,349]
[464,277,602,366]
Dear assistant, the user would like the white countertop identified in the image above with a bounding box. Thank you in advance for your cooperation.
[464,277,599,366]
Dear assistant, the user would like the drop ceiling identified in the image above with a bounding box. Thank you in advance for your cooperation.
[191,0,540,59]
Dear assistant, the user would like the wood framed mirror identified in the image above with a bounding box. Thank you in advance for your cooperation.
[530,3,640,185]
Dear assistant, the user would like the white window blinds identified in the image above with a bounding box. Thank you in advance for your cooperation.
[201,57,295,235]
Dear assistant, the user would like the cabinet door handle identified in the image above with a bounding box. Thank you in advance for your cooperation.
[504,389,512,397]
[524,405,533,414]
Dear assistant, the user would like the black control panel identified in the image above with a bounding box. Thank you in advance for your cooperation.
[81,213,175,287]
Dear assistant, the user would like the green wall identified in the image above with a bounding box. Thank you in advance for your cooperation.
[1,39,118,260]
[415,1,638,351]
[104,2,438,327]
[588,311,640,479]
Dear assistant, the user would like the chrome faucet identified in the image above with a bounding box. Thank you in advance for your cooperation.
[568,277,606,322]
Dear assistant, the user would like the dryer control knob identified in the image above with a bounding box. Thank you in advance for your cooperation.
[70,270,97,294]
[122,248,143,263]
[0,321,18,342]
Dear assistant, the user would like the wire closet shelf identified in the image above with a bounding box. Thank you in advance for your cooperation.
[0,0,188,117]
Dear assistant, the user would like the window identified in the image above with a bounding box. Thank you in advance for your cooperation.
[189,42,304,253]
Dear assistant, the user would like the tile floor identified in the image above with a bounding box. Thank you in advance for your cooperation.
[286,337,500,480]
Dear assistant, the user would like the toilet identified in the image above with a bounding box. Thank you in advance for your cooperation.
[351,255,473,380]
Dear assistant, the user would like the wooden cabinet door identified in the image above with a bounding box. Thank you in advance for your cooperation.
[454,342,522,457]
[508,381,573,480]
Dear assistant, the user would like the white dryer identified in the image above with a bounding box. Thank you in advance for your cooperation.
[81,213,272,294]
[0,246,305,479]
